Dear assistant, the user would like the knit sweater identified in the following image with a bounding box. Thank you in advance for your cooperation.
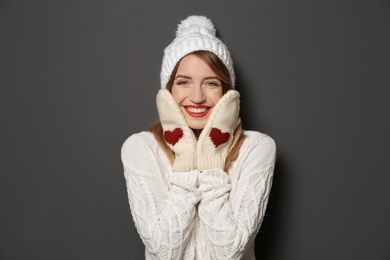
[121,130,276,260]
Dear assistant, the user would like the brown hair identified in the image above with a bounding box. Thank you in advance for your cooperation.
[150,50,246,172]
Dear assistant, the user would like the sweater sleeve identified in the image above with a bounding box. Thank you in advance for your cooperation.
[121,134,201,260]
[198,133,276,259]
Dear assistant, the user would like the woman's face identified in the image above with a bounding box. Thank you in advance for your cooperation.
[171,54,223,132]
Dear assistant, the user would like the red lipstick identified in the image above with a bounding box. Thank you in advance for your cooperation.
[184,105,211,118]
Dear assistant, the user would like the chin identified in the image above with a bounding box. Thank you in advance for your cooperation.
[187,121,206,130]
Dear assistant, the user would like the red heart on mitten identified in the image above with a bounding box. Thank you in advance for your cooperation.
[164,128,183,146]
[209,127,230,148]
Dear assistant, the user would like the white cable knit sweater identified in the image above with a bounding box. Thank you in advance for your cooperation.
[121,130,276,260]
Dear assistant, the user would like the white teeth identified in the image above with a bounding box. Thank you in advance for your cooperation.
[186,107,207,113]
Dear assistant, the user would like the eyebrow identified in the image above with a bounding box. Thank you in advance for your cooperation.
[174,75,221,81]
[175,75,191,80]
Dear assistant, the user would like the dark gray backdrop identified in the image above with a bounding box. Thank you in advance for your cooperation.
[1,0,389,259]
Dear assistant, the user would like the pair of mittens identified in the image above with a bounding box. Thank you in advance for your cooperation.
[156,89,240,172]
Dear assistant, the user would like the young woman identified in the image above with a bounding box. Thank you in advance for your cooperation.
[121,16,276,260]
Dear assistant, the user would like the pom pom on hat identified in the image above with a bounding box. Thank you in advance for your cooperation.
[160,15,235,89]
[176,15,216,37]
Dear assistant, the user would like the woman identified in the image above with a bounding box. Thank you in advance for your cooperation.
[121,15,276,260]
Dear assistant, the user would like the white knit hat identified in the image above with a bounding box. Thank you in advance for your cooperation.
[160,15,235,89]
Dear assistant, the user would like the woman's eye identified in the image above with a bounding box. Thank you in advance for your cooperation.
[176,80,189,85]
[205,81,220,87]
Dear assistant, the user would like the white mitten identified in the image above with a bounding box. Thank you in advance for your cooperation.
[196,90,240,171]
[156,89,197,172]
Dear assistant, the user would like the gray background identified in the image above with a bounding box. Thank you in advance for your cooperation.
[1,0,390,259]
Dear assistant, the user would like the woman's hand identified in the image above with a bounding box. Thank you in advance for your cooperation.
[196,90,240,171]
[156,89,197,172]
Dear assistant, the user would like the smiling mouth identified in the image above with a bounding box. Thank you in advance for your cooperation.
[184,106,211,118]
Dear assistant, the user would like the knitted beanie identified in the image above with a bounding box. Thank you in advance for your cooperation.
[160,15,235,89]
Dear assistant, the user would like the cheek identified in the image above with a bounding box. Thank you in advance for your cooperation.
[209,89,223,104]
[171,87,186,105]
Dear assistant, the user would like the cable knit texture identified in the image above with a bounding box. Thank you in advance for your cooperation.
[160,15,235,88]
[121,131,276,260]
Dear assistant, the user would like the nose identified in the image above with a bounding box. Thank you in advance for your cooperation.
[189,86,206,104]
